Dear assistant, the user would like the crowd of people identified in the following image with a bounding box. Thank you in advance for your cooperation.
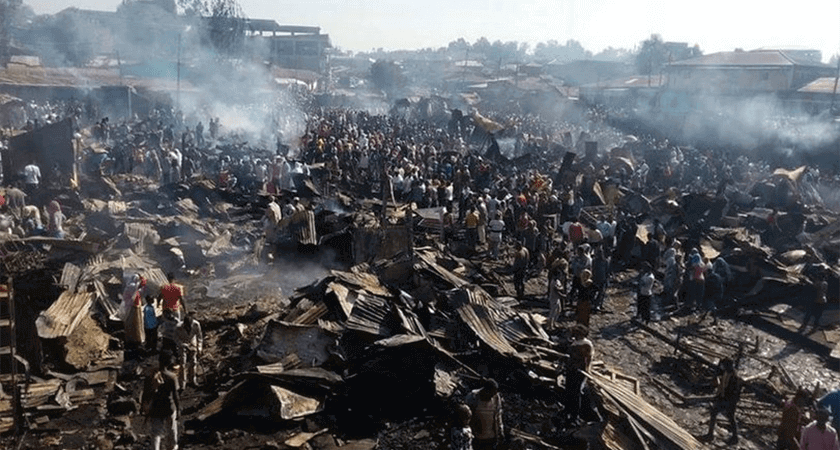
[1,90,838,449]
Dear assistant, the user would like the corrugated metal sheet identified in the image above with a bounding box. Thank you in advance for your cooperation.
[255,320,335,367]
[456,294,519,357]
[453,286,549,359]
[289,210,317,245]
[59,263,82,291]
[123,222,160,244]
[345,293,393,336]
[330,270,391,297]
[35,291,95,339]
[414,249,468,288]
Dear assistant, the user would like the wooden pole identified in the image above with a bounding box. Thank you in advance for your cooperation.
[830,58,840,114]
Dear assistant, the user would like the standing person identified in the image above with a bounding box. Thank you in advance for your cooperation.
[777,389,809,450]
[591,246,610,311]
[159,310,181,360]
[487,211,505,260]
[547,258,568,330]
[45,200,65,238]
[662,246,682,309]
[685,249,707,313]
[451,403,474,450]
[141,351,181,450]
[5,186,25,219]
[144,296,159,353]
[124,281,146,355]
[23,161,41,196]
[800,408,839,450]
[575,270,596,329]
[161,273,187,321]
[180,314,203,387]
[563,324,593,425]
[702,357,741,444]
[637,263,655,324]
[465,206,479,251]
[477,195,487,247]
[512,242,530,298]
[466,379,504,450]
[818,390,840,434]
[801,277,829,332]
[703,266,724,323]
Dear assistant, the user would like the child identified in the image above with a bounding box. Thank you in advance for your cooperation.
[144,296,159,353]
[451,403,474,450]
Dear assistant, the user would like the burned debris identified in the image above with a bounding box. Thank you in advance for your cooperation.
[0,21,838,450]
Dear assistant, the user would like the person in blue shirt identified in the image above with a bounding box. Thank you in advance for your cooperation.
[144,296,159,353]
[818,390,840,433]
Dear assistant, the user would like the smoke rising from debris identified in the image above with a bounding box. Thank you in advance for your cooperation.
[675,95,840,153]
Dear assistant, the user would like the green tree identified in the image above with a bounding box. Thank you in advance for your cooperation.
[635,34,668,75]
[635,35,701,75]
[369,59,405,95]
[206,0,245,56]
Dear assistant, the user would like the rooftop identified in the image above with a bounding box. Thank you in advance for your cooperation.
[669,50,830,68]
[797,77,840,94]
[580,74,668,89]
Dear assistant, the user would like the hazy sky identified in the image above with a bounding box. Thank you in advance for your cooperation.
[25,0,840,61]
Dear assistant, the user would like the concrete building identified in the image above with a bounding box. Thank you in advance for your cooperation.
[246,22,331,73]
[16,4,330,74]
[665,49,834,94]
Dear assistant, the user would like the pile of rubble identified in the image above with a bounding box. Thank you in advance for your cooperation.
[0,101,838,450]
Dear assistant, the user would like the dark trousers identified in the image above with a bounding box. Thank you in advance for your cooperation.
[473,438,498,450]
[708,400,738,439]
[145,327,158,352]
[514,269,526,297]
[564,369,585,421]
[637,294,651,323]
[686,280,705,311]
[802,302,826,329]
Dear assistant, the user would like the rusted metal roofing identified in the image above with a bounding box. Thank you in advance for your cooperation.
[453,286,549,359]
[669,50,827,68]
[798,77,840,94]
[35,291,95,339]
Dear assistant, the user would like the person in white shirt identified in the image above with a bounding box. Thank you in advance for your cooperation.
[637,262,655,323]
[23,162,41,194]
[487,212,505,260]
[179,314,203,387]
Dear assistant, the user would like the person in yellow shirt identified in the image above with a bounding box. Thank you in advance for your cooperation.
[465,206,479,250]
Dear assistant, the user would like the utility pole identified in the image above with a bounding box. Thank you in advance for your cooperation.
[830,57,840,115]
[177,33,182,112]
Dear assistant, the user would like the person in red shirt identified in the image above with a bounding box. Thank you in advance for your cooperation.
[160,273,187,321]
